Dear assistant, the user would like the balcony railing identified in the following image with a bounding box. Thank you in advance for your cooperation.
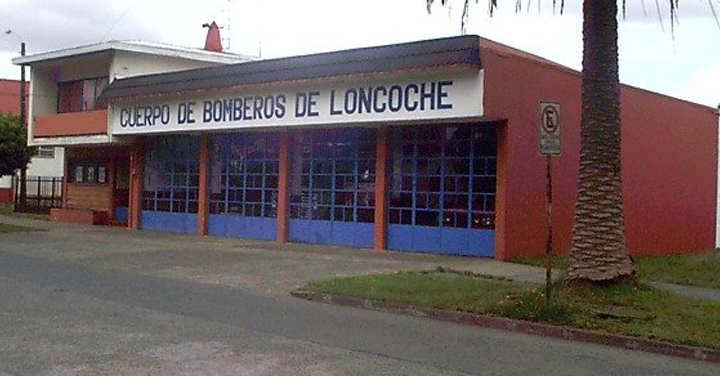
[33,110,108,138]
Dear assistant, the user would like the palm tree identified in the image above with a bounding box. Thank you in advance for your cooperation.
[567,0,633,281]
[426,0,691,282]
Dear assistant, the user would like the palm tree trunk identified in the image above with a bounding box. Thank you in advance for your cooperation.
[568,0,633,281]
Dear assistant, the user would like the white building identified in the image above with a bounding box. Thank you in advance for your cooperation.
[3,24,251,209]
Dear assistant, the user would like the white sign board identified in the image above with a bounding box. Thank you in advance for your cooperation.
[539,101,561,156]
[111,70,484,135]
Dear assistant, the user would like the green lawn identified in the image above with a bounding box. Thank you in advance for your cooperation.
[303,270,720,350]
[0,203,44,232]
[0,223,40,233]
[511,250,720,289]
[304,270,535,313]
[0,203,12,216]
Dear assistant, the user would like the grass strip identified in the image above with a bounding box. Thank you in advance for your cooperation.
[0,203,12,216]
[0,223,42,233]
[303,270,720,350]
[511,250,720,289]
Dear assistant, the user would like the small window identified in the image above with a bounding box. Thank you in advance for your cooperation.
[70,162,107,184]
[74,166,84,182]
[86,166,96,182]
[98,167,106,184]
[36,146,55,158]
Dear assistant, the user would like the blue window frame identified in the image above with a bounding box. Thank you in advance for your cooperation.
[210,132,279,218]
[387,123,496,257]
[389,124,496,229]
[143,135,200,214]
[290,128,376,223]
[141,135,199,234]
[288,128,376,248]
[207,132,279,240]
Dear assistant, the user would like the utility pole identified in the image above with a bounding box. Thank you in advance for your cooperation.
[6,30,27,210]
[19,41,27,209]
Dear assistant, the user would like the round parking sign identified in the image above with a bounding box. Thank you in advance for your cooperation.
[539,101,561,155]
[541,105,559,134]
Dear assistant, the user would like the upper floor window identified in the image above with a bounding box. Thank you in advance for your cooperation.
[57,77,109,113]
[36,146,55,158]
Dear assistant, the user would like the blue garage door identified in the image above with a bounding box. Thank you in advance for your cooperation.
[387,123,496,257]
[142,136,199,234]
[208,132,278,240]
[288,128,376,248]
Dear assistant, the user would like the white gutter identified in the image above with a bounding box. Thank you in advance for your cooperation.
[12,40,255,66]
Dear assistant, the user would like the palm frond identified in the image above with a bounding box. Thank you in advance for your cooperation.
[709,0,720,29]
[654,0,667,33]
[427,0,716,35]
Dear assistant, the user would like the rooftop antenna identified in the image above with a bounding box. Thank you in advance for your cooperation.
[257,0,263,58]
[222,0,234,51]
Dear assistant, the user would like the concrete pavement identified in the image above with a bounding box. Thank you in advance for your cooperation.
[0,215,718,375]
[651,282,720,303]
[0,215,557,295]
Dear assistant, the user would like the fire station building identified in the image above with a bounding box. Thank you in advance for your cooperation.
[14,33,720,260]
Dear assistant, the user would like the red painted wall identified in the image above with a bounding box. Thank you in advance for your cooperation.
[481,40,718,260]
[0,188,13,203]
[1,79,26,205]
[0,79,28,119]
[34,110,109,137]
[621,87,717,255]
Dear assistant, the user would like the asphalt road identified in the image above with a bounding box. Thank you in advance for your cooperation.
[0,250,718,376]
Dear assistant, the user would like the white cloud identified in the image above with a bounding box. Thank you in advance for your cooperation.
[0,51,18,80]
[0,0,717,109]
[0,0,160,53]
[465,6,584,71]
[678,63,720,107]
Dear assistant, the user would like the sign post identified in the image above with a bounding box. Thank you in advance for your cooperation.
[539,101,561,302]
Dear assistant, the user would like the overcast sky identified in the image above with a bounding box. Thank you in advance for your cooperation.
[0,0,718,108]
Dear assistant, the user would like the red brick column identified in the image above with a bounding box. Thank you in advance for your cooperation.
[374,126,390,250]
[197,134,210,236]
[277,131,291,243]
[128,143,144,230]
[493,122,508,260]
[107,157,116,221]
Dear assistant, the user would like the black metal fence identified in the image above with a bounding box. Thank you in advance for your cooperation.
[13,175,63,214]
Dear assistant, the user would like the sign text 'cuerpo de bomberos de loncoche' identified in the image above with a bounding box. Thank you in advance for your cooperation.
[111,71,484,135]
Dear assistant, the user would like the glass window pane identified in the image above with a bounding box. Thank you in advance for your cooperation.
[210,132,279,218]
[416,210,439,227]
[74,166,84,183]
[82,80,96,111]
[94,77,109,110]
[389,124,497,231]
[144,135,199,213]
[86,166,96,183]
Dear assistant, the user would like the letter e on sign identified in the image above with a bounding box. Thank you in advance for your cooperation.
[539,101,561,156]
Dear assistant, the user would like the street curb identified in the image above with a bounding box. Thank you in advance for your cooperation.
[291,290,720,364]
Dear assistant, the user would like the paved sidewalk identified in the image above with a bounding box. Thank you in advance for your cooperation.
[3,250,716,376]
[0,215,557,297]
[5,214,718,303]
[651,282,720,303]
[1,215,719,376]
